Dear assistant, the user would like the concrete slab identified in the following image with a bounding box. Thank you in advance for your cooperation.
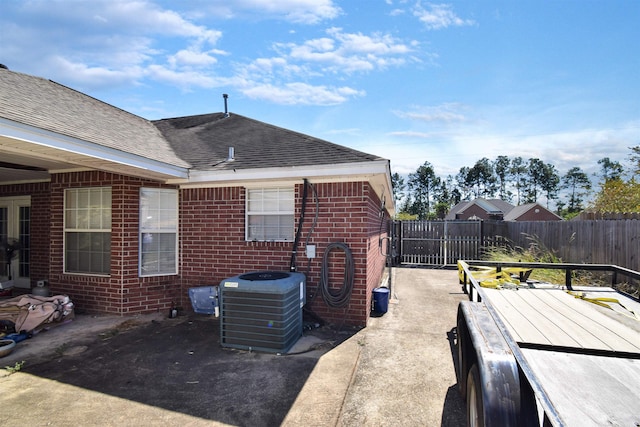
[0,268,467,426]
[337,267,467,426]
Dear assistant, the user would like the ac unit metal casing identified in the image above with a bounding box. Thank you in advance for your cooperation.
[219,271,306,353]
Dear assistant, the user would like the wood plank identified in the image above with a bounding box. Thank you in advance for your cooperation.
[537,289,640,352]
[522,289,623,351]
[483,287,640,352]
[484,289,584,350]
[521,349,640,427]
[480,289,526,342]
[483,288,557,345]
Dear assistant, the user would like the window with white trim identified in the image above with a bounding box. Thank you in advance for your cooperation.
[64,187,111,275]
[246,188,294,241]
[140,188,178,276]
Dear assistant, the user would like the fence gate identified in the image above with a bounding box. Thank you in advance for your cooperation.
[394,220,482,265]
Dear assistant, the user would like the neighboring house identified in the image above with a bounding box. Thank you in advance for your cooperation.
[0,69,394,327]
[446,198,562,221]
[503,203,563,221]
[446,198,509,220]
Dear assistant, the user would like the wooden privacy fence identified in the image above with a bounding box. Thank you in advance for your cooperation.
[393,220,481,265]
[393,219,638,271]
[482,219,638,272]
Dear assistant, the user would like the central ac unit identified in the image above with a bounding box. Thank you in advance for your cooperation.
[219,271,306,353]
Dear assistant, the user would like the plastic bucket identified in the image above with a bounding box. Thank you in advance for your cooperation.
[372,287,390,314]
[188,286,219,315]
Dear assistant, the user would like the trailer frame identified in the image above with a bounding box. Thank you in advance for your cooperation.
[456,260,640,427]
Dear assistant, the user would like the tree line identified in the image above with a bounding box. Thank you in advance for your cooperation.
[392,146,640,220]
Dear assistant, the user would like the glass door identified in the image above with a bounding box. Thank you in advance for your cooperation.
[0,196,31,289]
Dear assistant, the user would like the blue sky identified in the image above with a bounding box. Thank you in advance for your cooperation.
[1,0,638,184]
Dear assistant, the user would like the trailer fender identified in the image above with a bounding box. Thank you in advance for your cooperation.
[457,301,528,427]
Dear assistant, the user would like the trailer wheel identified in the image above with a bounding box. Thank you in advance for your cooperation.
[466,364,484,427]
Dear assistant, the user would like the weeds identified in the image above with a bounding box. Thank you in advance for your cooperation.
[482,233,597,286]
[3,360,25,375]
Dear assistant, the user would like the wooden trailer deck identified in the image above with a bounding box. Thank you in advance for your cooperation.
[482,285,640,353]
[482,285,640,426]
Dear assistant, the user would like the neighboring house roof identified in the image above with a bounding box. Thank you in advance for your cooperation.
[503,203,563,221]
[445,198,508,220]
[503,203,534,221]
[153,113,383,172]
[486,199,515,214]
[446,198,562,221]
[0,69,189,168]
[445,200,470,220]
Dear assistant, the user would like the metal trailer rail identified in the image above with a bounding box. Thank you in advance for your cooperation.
[457,260,640,427]
[460,260,640,304]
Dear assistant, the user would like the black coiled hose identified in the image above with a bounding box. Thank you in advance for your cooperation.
[320,242,355,308]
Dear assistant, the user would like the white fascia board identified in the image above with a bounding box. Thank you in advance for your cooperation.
[0,118,188,179]
[178,159,396,216]
[180,159,390,187]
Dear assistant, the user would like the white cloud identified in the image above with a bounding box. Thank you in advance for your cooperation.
[185,0,341,24]
[0,0,230,91]
[327,28,412,55]
[228,27,419,105]
[242,83,364,105]
[168,50,219,68]
[87,1,223,43]
[395,103,469,123]
[274,27,417,75]
[47,56,142,89]
[147,65,219,89]
[0,0,424,106]
[236,0,342,24]
[413,3,475,30]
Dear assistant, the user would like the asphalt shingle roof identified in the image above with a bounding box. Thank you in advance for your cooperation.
[1,69,386,174]
[0,69,189,168]
[152,113,384,171]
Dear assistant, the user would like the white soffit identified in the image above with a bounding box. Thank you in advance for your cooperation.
[178,159,395,213]
[0,118,188,180]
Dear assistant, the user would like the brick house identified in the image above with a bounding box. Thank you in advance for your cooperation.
[0,69,394,327]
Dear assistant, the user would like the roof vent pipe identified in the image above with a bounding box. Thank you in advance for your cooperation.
[223,93,229,117]
[228,146,235,161]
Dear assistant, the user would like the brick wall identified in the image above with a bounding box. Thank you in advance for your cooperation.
[48,171,181,315]
[365,185,390,319]
[179,181,388,327]
[3,174,389,325]
[179,186,290,283]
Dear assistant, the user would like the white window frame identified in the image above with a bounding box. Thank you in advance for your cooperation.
[246,187,295,241]
[63,187,111,276]
[139,188,178,277]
